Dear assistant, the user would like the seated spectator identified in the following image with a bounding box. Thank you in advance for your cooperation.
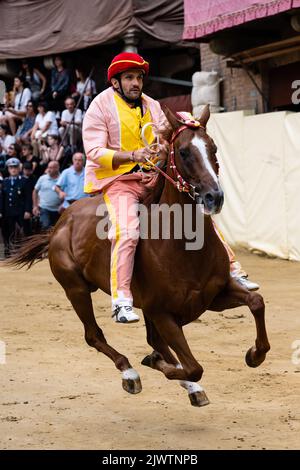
[72,68,97,112]
[0,77,32,135]
[0,124,15,154]
[50,56,70,112]
[19,59,47,102]
[31,101,58,156]
[39,134,64,169]
[1,143,21,179]
[33,161,61,229]
[15,101,37,144]
[6,143,21,160]
[0,157,32,256]
[55,152,87,210]
[0,151,7,180]
[59,97,82,148]
[20,143,40,176]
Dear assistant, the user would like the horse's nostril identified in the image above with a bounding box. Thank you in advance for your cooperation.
[204,193,214,204]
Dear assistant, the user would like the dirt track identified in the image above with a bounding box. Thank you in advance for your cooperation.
[1,250,300,450]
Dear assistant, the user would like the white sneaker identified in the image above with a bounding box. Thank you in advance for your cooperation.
[112,304,140,323]
[235,275,259,291]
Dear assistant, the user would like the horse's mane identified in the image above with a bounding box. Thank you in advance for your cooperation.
[141,126,172,206]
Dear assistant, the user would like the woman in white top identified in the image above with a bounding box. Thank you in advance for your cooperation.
[0,76,32,135]
[30,101,58,159]
[72,68,96,112]
[30,101,58,141]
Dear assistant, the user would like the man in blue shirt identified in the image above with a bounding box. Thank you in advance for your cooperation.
[55,152,87,209]
[33,161,61,229]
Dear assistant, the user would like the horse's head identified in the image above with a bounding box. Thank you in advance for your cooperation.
[164,105,224,215]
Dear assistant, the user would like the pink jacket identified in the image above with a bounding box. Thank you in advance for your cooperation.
[82,86,167,193]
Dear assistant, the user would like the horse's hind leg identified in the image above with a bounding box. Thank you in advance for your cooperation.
[51,259,142,394]
[210,278,271,367]
[142,318,209,407]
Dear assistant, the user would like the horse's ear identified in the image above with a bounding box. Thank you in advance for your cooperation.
[199,104,210,128]
[163,106,181,130]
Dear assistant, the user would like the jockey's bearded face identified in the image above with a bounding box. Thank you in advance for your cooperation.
[112,69,144,102]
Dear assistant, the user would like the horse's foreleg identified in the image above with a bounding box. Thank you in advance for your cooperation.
[210,279,270,367]
[148,313,203,381]
[65,284,142,394]
[142,317,178,367]
[142,317,209,406]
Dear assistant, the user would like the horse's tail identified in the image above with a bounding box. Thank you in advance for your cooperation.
[4,229,53,270]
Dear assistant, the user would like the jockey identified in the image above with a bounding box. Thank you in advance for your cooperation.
[83,52,258,324]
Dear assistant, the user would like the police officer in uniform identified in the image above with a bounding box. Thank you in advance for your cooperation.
[0,158,32,256]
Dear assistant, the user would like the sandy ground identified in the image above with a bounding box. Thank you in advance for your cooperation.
[0,250,300,450]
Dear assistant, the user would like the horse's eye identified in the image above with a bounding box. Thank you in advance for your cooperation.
[179,148,190,159]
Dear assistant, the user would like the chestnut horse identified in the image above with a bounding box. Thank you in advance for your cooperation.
[7,106,270,407]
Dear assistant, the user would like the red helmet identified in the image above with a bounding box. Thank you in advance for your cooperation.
[107,52,149,82]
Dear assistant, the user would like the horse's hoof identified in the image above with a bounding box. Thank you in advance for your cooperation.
[245,346,266,368]
[141,351,162,369]
[189,391,210,407]
[122,377,142,394]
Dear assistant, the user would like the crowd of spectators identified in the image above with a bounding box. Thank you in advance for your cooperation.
[0,56,96,258]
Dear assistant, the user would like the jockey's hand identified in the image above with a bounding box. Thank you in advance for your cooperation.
[24,211,31,220]
[155,143,169,162]
[132,147,157,163]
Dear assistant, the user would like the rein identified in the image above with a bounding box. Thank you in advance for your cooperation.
[142,121,206,200]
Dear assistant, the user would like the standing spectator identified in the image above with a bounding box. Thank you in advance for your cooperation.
[0,124,15,154]
[72,69,97,112]
[23,161,37,191]
[22,161,37,236]
[50,56,70,112]
[33,161,61,229]
[15,101,37,144]
[20,143,40,176]
[0,158,32,256]
[59,97,82,148]
[55,152,87,209]
[0,77,32,135]
[19,59,47,102]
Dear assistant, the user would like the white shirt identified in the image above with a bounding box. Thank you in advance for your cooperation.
[0,134,15,153]
[14,87,31,112]
[35,111,58,135]
[76,78,96,96]
[61,108,82,124]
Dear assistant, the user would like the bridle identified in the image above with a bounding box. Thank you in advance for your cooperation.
[142,119,218,201]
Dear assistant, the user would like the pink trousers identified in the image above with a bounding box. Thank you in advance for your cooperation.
[103,174,245,307]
